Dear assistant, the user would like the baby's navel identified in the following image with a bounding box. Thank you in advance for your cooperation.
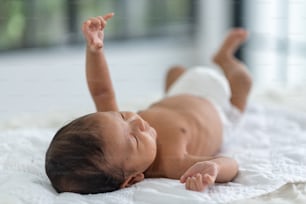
[180,127,187,134]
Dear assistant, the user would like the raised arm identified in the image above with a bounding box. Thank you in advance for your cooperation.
[82,13,118,112]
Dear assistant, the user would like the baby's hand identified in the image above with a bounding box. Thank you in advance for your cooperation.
[180,161,219,192]
[82,13,114,51]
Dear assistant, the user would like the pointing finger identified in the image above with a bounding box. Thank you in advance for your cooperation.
[103,12,115,21]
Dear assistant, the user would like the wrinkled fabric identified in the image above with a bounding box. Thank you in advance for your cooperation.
[0,104,305,204]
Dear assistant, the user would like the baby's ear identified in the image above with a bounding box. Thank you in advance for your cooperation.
[120,173,144,188]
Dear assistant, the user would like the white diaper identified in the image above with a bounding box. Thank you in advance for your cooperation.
[166,66,242,143]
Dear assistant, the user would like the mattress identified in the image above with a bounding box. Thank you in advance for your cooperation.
[0,103,306,204]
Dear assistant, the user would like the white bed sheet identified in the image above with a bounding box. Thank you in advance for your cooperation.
[0,104,306,204]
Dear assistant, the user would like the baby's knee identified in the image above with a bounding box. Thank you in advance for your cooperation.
[166,65,186,78]
[165,65,187,92]
[232,70,253,91]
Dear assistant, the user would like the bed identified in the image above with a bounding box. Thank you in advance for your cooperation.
[1,90,306,204]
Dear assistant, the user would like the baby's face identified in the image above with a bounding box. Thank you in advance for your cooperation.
[92,111,157,175]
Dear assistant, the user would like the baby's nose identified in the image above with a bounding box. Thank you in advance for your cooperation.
[129,116,146,131]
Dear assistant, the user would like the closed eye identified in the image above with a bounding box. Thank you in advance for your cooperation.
[120,112,125,120]
[132,135,138,147]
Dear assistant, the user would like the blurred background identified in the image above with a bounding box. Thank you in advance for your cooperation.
[0,0,306,122]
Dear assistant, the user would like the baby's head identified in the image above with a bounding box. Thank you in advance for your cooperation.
[45,111,157,194]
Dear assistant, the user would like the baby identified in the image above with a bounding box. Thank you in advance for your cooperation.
[45,13,252,194]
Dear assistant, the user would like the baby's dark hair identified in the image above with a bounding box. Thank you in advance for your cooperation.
[45,113,125,194]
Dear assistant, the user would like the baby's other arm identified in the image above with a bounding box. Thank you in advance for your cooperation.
[179,156,238,192]
[82,13,118,112]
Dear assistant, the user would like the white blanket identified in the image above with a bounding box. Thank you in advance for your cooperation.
[0,104,306,204]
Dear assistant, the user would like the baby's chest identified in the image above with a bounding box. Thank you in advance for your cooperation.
[156,115,220,156]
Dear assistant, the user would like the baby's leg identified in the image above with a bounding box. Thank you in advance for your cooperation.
[213,29,252,112]
[164,65,186,92]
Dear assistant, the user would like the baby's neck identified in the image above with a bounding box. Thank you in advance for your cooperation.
[144,153,162,178]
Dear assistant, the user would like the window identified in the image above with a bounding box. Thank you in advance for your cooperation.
[242,0,306,88]
[0,0,195,51]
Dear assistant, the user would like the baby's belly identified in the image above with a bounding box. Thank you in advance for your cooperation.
[186,132,223,156]
[158,95,223,156]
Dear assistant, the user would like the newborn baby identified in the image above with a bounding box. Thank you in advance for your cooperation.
[45,13,252,194]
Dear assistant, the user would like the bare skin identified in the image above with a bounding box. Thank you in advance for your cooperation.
[82,13,252,192]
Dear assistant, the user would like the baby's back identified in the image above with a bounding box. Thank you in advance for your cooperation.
[139,94,223,178]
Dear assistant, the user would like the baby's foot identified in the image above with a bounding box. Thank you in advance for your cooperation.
[213,28,248,63]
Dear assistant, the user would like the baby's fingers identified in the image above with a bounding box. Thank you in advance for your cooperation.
[103,12,115,21]
[82,20,90,33]
[97,16,107,29]
[96,13,114,30]
[196,173,206,191]
[186,177,197,191]
[186,175,206,192]
[82,18,100,31]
